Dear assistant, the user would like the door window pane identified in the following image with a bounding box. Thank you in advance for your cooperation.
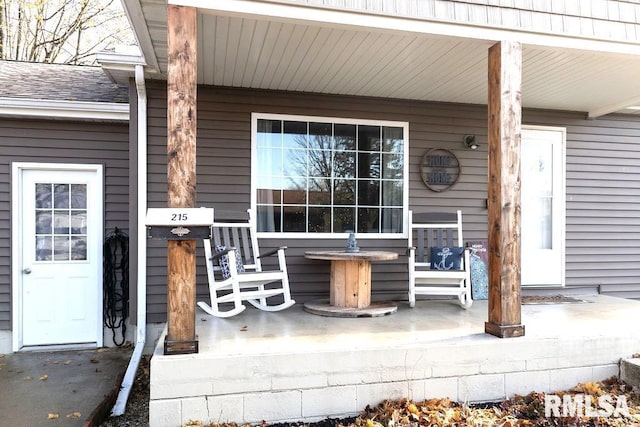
[36,184,52,208]
[71,236,87,260]
[54,184,69,208]
[36,211,52,234]
[70,211,87,234]
[36,236,52,261]
[522,142,553,249]
[34,181,88,261]
[70,184,87,209]
[54,236,70,261]
[53,211,70,234]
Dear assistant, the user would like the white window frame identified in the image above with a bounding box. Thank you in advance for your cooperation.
[251,113,409,239]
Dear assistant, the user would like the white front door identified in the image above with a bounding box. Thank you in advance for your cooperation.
[14,164,103,349]
[521,127,566,287]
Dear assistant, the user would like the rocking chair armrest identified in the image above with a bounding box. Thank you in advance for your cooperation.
[210,247,235,261]
[257,246,288,259]
[406,246,416,256]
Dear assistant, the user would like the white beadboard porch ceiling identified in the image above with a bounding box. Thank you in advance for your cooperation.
[131,1,640,117]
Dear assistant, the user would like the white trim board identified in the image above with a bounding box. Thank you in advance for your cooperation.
[0,97,129,121]
[171,0,640,56]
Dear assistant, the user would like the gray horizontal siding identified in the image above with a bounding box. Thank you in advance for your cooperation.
[525,110,640,299]
[0,118,130,331]
[277,0,640,42]
[144,82,640,322]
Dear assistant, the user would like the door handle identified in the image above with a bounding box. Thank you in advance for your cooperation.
[22,268,32,274]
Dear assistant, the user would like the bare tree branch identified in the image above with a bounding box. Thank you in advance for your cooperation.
[1,0,135,64]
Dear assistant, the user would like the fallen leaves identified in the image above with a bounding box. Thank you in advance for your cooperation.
[350,377,640,427]
[40,374,48,381]
[196,378,640,426]
[48,412,81,420]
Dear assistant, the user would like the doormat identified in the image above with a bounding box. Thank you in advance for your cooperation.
[522,295,592,305]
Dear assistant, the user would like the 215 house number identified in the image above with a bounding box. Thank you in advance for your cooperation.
[171,213,188,221]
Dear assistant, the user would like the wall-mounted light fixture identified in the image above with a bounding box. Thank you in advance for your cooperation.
[463,135,478,150]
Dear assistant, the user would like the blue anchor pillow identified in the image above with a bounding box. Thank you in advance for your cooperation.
[430,246,464,270]
[214,245,245,279]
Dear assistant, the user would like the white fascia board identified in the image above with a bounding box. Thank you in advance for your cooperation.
[588,95,640,118]
[170,0,640,56]
[96,51,147,71]
[121,0,161,74]
[0,97,129,121]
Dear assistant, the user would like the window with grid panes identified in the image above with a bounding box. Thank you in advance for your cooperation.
[253,114,407,236]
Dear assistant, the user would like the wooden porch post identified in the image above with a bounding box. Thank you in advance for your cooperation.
[165,4,198,354]
[485,41,525,339]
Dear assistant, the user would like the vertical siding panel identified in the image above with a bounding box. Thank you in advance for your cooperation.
[434,0,456,20]
[0,118,130,330]
[280,0,640,42]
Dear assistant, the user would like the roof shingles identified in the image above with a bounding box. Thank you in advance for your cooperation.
[0,60,128,103]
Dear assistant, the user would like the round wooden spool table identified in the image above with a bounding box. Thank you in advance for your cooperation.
[304,250,399,317]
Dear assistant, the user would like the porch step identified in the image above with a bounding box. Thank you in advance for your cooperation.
[621,358,640,387]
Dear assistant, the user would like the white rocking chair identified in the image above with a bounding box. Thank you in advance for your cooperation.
[197,209,295,318]
[407,210,473,309]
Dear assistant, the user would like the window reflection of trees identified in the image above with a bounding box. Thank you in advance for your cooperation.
[256,119,404,233]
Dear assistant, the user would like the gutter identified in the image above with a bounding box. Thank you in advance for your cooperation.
[111,64,148,416]
[0,97,129,121]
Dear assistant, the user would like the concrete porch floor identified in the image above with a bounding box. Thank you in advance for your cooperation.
[149,295,640,426]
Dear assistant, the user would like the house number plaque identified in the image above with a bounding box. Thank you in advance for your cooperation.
[420,148,460,192]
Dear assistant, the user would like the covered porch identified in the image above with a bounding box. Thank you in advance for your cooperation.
[111,1,640,424]
[149,295,640,425]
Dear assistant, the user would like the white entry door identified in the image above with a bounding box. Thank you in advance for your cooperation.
[521,127,566,287]
[15,164,103,348]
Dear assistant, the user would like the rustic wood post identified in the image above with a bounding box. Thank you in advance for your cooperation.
[165,4,198,354]
[485,40,525,339]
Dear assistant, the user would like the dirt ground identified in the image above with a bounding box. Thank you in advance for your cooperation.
[98,354,150,427]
